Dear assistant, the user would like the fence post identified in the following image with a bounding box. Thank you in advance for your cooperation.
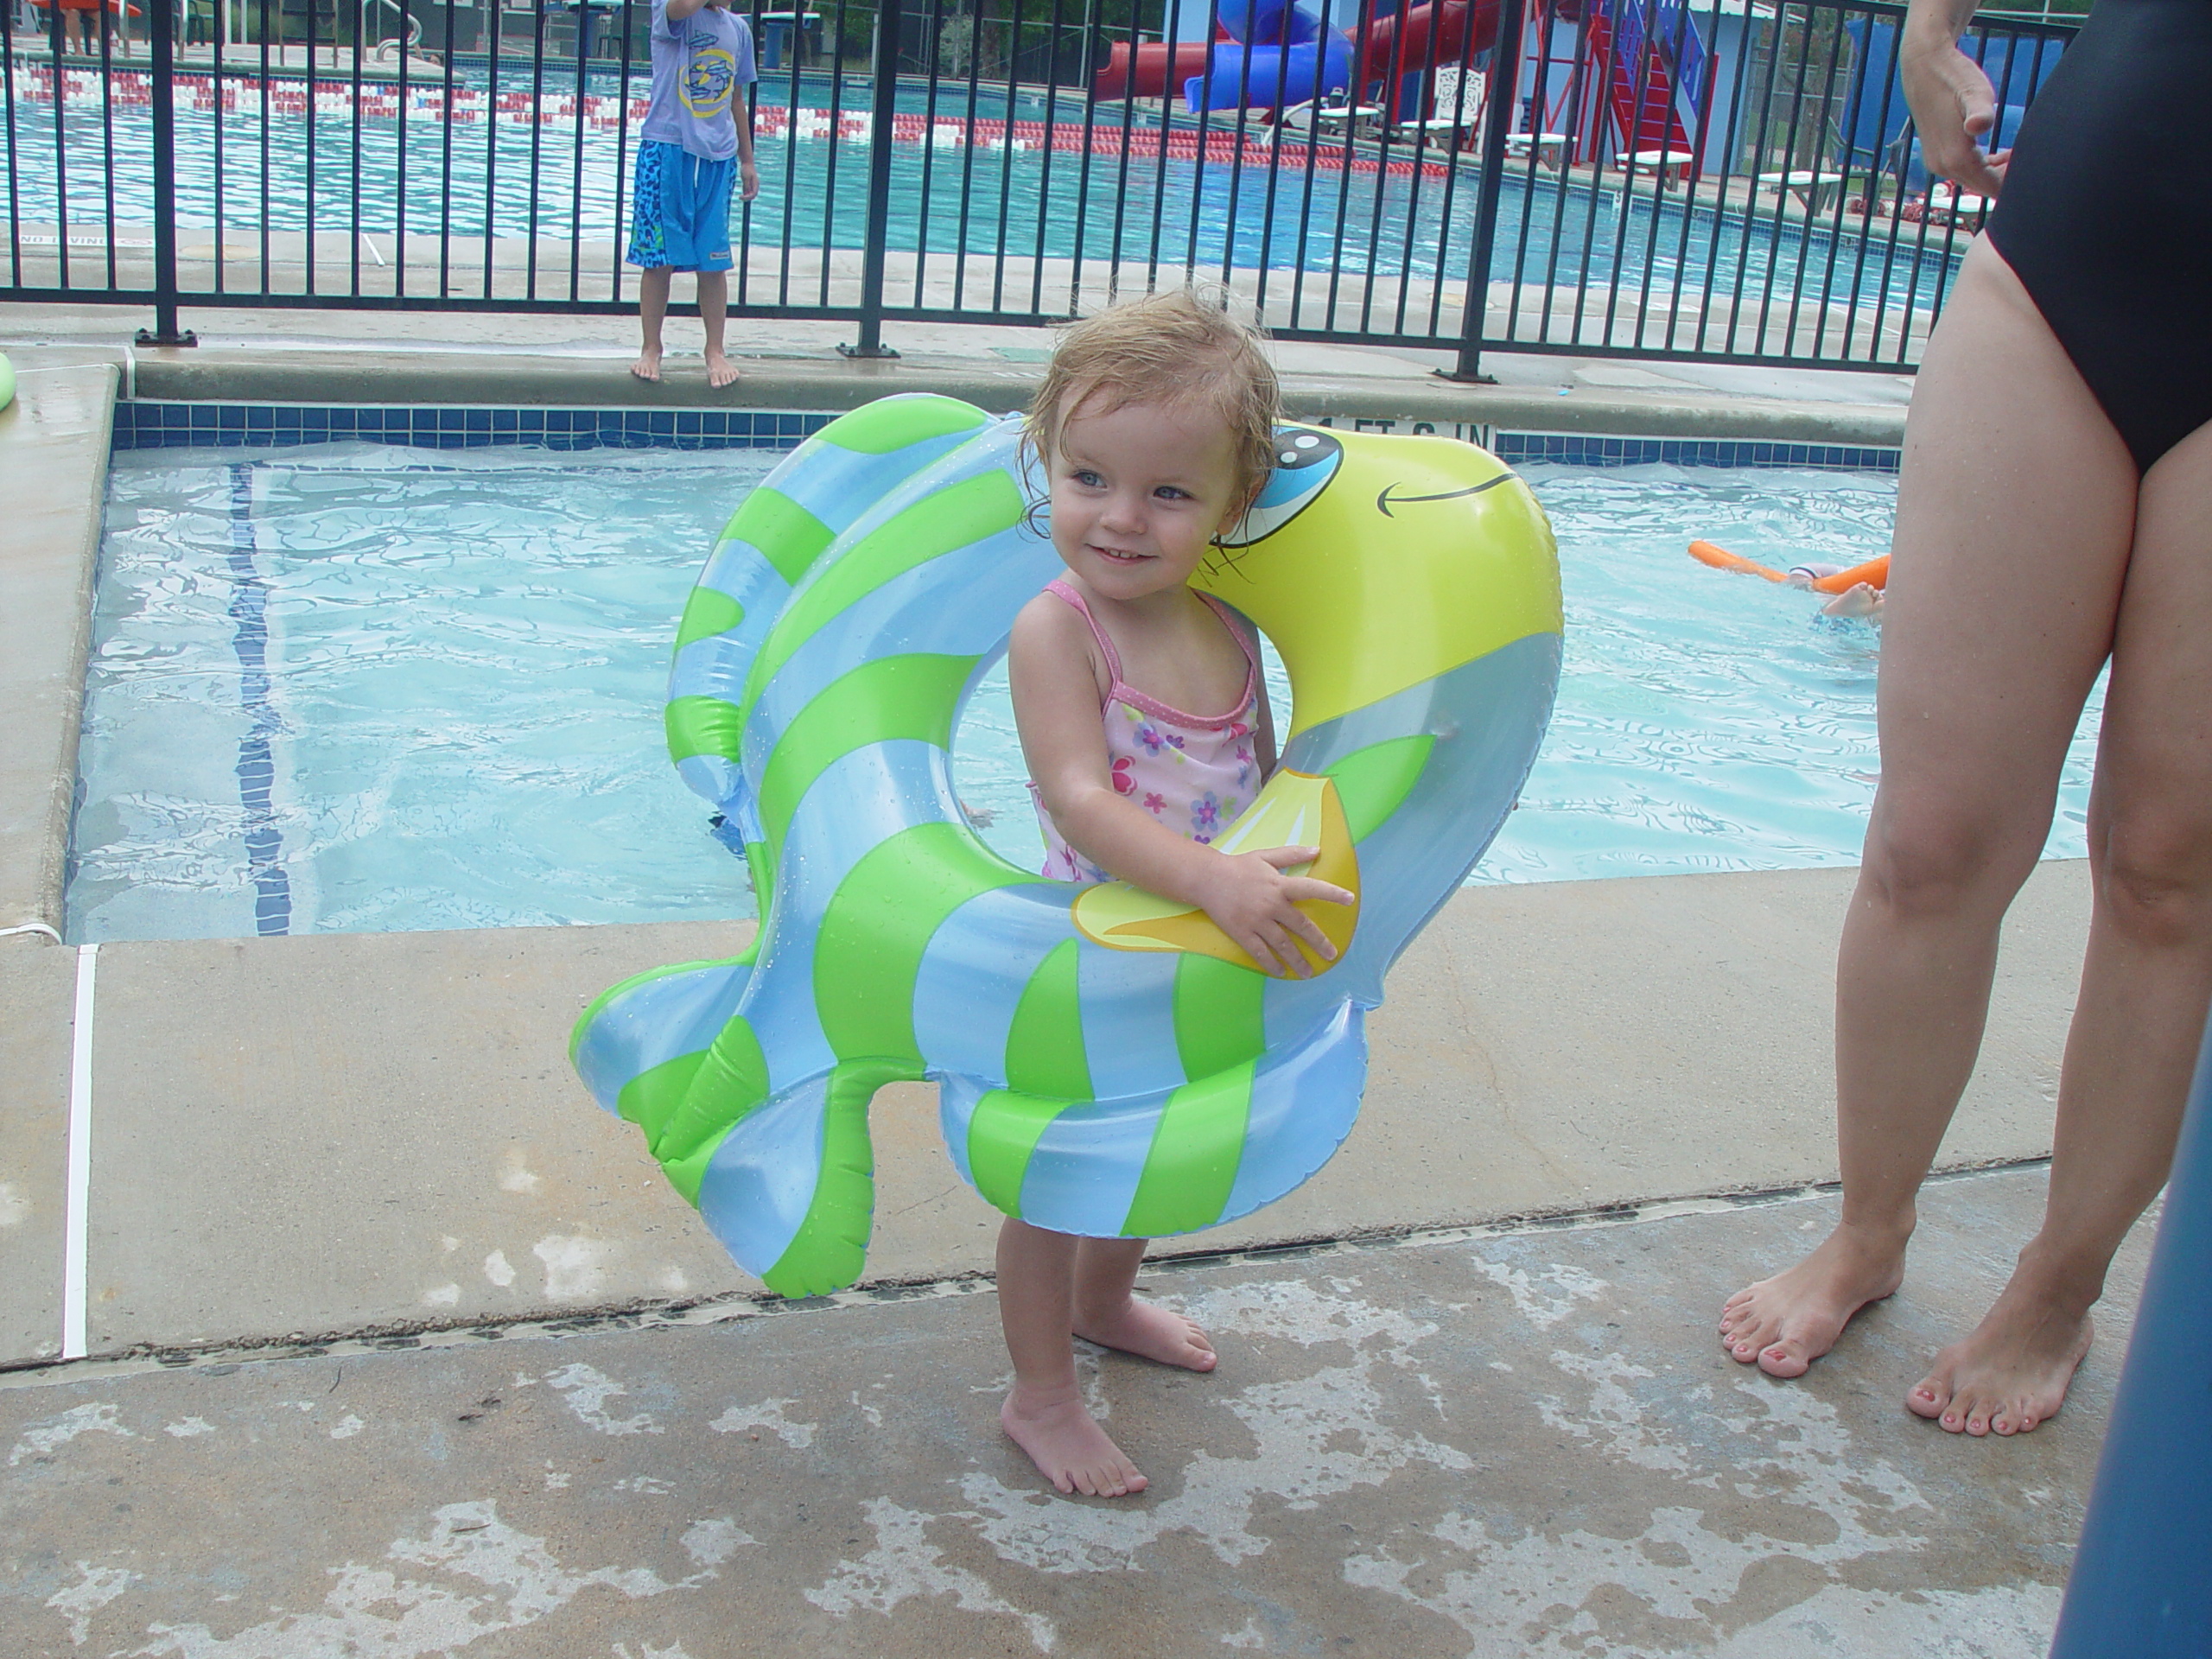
[839,0,904,359]
[135,0,197,346]
[2048,1006,2212,1656]
[1440,0,1528,384]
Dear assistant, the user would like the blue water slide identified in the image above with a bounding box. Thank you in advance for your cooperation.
[1185,38,1355,111]
[1184,0,1357,112]
[1841,19,2066,186]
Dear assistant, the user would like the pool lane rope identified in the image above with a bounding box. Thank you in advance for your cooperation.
[571,394,1561,1298]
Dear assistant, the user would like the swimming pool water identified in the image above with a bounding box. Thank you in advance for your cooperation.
[67,443,2103,944]
[5,91,1957,311]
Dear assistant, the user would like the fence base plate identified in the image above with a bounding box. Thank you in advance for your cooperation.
[135,328,200,348]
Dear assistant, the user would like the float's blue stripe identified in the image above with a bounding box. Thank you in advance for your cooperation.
[1222,1002,1368,1224]
[1018,1090,1165,1237]
[1077,942,1188,1099]
[741,740,956,1094]
[696,1075,830,1279]
[912,883,1075,1082]
[575,960,753,1110]
[741,522,1052,780]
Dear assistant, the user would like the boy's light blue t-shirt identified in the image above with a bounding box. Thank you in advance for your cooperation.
[640,1,757,162]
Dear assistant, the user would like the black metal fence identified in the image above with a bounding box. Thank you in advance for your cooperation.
[0,0,2075,374]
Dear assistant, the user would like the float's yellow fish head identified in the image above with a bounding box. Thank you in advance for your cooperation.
[1193,427,1562,736]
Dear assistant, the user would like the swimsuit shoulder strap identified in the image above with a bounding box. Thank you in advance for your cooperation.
[1193,590,1261,715]
[1044,577,1128,691]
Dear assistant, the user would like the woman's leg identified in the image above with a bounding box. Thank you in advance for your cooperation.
[1910,416,2212,1434]
[1720,238,2139,1378]
[996,1217,1147,1497]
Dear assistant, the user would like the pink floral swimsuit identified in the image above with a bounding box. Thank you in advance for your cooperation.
[1029,578,1262,887]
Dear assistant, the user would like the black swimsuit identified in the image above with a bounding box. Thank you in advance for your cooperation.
[1984,0,2212,473]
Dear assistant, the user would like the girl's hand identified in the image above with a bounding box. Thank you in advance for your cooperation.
[1194,845,1356,979]
[1901,21,2009,196]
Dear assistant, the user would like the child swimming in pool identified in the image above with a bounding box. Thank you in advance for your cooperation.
[1001,289,1355,1497]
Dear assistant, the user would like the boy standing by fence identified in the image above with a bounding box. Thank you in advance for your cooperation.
[628,0,760,387]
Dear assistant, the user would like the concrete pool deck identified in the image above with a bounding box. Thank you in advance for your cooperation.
[0,327,2131,1655]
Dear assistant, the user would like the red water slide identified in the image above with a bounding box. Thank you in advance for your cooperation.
[1093,0,1501,104]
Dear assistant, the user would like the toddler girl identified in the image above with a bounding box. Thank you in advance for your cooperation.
[1001,290,1355,1497]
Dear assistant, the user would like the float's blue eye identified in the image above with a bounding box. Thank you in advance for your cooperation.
[1219,428,1342,548]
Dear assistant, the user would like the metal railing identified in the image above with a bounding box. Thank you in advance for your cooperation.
[0,0,2077,376]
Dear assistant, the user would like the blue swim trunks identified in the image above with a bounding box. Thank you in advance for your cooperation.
[626,140,735,273]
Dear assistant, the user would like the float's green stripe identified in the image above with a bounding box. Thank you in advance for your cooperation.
[814,822,1045,1067]
[1004,940,1090,1100]
[967,1088,1074,1217]
[1121,1062,1255,1237]
[675,588,744,652]
[617,1049,709,1152]
[569,954,749,1068]
[813,395,987,455]
[757,654,977,858]
[660,1012,771,1204]
[1173,954,1268,1082]
[762,1058,900,1298]
[666,695,744,766]
[1325,734,1435,842]
[721,486,836,585]
[741,472,1025,725]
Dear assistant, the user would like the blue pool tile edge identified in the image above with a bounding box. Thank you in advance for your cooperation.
[1488,431,1901,474]
[110,404,1904,474]
[111,403,843,453]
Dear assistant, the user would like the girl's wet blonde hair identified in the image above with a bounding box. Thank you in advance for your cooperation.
[1026,289,1281,511]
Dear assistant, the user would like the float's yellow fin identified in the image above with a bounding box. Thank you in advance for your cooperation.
[1072,772,1360,975]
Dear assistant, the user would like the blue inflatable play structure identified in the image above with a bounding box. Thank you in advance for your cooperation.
[1182,0,1356,113]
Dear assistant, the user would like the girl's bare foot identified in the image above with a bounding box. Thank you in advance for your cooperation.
[1074,1297,1217,1371]
[704,352,741,389]
[1906,1268,2095,1435]
[1719,1221,1908,1377]
[1001,1382,1147,1497]
[630,348,663,384]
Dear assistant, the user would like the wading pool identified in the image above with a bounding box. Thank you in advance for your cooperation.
[66,437,2103,944]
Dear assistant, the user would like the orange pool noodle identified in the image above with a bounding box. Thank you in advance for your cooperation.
[1808,555,1890,594]
[1688,539,1786,582]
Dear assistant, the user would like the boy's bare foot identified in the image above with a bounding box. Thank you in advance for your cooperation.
[1075,1298,1217,1371]
[1906,1271,2094,1435]
[630,348,663,384]
[1002,1382,1147,1497]
[1719,1221,1907,1378]
[704,351,741,389]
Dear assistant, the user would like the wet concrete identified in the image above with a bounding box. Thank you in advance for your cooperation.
[0,1164,2139,1657]
[0,359,112,931]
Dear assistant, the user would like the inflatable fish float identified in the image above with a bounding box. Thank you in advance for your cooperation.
[571,393,1561,1297]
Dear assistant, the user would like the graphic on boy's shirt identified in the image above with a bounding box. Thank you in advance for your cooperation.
[681,46,737,118]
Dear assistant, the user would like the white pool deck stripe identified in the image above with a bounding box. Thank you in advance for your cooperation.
[63,942,97,1363]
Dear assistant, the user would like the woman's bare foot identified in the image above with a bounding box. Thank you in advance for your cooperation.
[704,351,741,389]
[1001,1382,1147,1497]
[1719,1221,1908,1378]
[1906,1268,2095,1435]
[1074,1297,1217,1371]
[630,348,662,384]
